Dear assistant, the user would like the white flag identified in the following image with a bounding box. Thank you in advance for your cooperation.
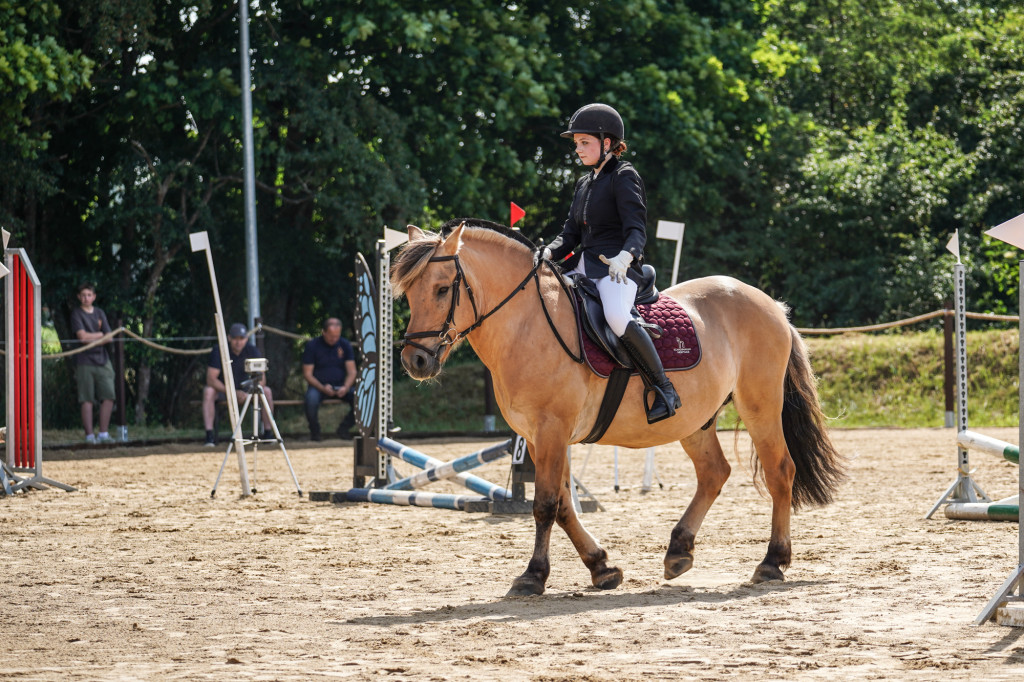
[986,212,1024,250]
[945,229,960,262]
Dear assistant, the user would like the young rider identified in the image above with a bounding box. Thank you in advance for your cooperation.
[544,103,681,423]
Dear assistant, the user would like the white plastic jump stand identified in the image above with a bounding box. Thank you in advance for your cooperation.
[614,446,620,492]
[641,447,665,493]
[567,446,604,513]
[926,262,990,519]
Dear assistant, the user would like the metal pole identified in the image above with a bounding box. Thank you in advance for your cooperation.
[238,0,260,331]
[1018,259,1023,599]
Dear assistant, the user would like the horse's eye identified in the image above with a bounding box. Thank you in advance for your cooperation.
[437,286,449,296]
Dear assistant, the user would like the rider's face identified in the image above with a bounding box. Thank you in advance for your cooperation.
[573,134,606,166]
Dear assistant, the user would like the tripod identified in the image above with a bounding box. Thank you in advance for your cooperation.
[211,376,302,497]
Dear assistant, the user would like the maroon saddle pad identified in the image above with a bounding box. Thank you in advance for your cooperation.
[581,295,702,378]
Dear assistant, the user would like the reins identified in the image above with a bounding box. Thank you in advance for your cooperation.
[400,245,584,365]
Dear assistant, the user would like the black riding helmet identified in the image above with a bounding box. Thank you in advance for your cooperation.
[560,103,625,139]
[560,103,624,166]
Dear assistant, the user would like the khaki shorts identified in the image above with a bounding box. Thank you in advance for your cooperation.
[76,362,116,404]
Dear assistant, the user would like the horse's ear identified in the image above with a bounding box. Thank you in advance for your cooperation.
[407,224,426,242]
[438,221,465,257]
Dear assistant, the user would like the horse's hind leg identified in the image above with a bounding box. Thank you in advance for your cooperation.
[741,411,795,583]
[664,428,732,580]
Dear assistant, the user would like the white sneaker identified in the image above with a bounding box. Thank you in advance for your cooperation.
[85,434,97,445]
[96,434,115,444]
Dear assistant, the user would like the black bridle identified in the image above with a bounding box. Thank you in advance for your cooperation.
[400,248,583,364]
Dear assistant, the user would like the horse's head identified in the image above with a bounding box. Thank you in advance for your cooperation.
[391,222,470,380]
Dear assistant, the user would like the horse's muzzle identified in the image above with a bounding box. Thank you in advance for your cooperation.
[401,345,442,380]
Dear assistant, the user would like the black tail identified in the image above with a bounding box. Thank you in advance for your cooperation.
[781,327,846,509]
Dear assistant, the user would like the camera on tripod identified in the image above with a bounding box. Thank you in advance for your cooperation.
[240,357,268,392]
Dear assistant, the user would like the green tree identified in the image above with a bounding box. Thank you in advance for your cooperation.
[0,0,92,233]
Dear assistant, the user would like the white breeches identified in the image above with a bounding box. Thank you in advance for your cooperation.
[596,276,638,336]
[570,261,637,336]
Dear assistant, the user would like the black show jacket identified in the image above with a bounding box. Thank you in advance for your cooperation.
[547,156,647,279]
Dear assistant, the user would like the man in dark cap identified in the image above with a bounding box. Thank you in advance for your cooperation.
[201,323,274,446]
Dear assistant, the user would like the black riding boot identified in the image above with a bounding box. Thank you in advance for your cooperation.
[619,321,682,424]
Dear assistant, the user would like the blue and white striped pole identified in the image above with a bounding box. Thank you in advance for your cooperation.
[378,437,511,501]
[385,440,511,492]
[345,488,489,511]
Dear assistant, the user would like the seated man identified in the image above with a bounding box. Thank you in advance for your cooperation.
[202,323,274,446]
[302,317,356,441]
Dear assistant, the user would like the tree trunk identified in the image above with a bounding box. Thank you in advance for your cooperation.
[135,364,151,426]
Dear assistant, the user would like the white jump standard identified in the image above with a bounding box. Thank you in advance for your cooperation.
[927,259,1020,523]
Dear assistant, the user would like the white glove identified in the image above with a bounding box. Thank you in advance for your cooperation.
[600,250,633,284]
[541,247,552,262]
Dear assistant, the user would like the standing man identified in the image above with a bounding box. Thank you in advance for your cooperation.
[71,282,116,444]
[302,317,356,441]
[202,323,274,446]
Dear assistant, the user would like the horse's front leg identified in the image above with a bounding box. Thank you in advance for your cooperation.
[506,439,557,596]
[507,440,621,596]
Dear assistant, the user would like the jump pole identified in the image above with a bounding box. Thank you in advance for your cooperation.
[345,488,489,511]
[384,439,511,491]
[945,496,1020,522]
[377,436,511,501]
[956,430,1019,464]
[973,215,1024,626]
[944,432,1020,521]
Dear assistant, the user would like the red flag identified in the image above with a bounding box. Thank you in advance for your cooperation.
[510,201,525,227]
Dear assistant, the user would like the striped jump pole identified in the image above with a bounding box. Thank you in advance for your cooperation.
[377,437,511,501]
[946,496,1020,522]
[957,430,1020,464]
[345,488,489,511]
[385,439,511,492]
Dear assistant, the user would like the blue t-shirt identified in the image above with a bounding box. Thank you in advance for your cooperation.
[209,343,261,388]
[301,335,355,387]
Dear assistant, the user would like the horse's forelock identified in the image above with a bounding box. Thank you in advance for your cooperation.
[391,234,441,298]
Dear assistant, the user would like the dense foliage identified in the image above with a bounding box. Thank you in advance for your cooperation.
[2,1,1023,427]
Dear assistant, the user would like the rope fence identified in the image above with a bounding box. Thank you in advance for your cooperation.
[0,323,317,359]
[1,309,1019,358]
[795,309,1020,335]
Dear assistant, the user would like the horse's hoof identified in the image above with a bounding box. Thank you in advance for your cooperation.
[664,553,694,580]
[592,566,623,590]
[751,563,785,584]
[506,576,545,597]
